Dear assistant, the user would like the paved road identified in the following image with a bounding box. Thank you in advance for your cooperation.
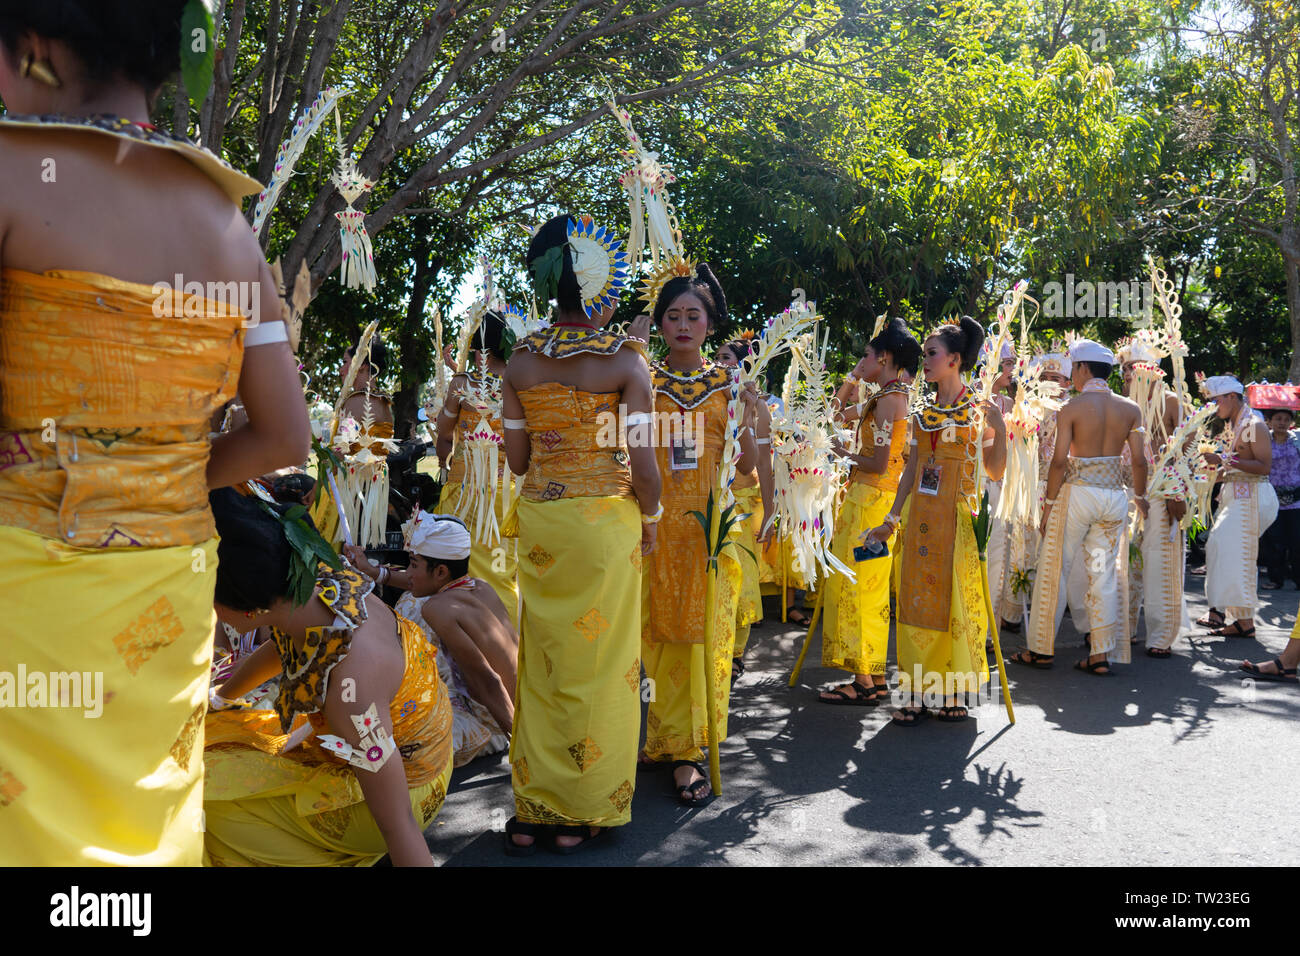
[424,573,1300,866]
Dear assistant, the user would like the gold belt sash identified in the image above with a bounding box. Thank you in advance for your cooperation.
[1064,456,1125,490]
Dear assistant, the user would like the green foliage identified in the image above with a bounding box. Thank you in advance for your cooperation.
[179,0,215,114]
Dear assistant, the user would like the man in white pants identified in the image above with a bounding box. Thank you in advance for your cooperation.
[1010,340,1147,674]
[1199,376,1277,639]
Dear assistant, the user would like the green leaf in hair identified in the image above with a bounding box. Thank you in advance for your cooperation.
[179,0,216,117]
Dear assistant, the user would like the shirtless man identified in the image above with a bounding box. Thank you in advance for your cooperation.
[345,513,517,734]
[1197,376,1276,639]
[1009,340,1147,674]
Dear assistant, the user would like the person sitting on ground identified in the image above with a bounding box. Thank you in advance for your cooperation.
[344,513,517,754]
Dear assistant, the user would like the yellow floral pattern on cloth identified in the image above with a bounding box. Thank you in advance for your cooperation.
[516,326,645,360]
[512,493,642,827]
[645,387,735,644]
[0,269,244,548]
[822,483,894,675]
[516,383,633,501]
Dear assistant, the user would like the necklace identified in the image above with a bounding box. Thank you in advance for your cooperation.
[437,575,476,594]
[1081,379,1110,394]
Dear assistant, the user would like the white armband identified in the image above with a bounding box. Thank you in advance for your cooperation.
[243,320,288,347]
[756,437,772,446]
[625,412,654,426]
[439,406,459,419]
[503,417,528,430]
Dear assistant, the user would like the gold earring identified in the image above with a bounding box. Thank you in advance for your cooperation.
[19,52,61,88]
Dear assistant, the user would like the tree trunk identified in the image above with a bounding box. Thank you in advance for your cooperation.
[1287,253,1300,384]
[392,237,442,440]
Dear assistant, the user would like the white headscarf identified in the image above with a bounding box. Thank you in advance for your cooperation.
[403,510,472,560]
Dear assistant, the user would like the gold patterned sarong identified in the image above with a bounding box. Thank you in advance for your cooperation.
[202,578,455,867]
[510,380,643,826]
[0,267,246,866]
[512,497,642,825]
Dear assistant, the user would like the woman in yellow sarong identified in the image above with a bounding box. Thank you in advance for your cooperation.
[501,214,661,854]
[0,15,308,866]
[642,265,763,803]
[818,319,919,706]
[435,311,518,626]
[864,317,1006,725]
[204,487,453,866]
[714,337,776,682]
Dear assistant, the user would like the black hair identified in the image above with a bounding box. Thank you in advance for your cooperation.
[652,263,728,330]
[345,337,388,379]
[1081,361,1113,380]
[928,316,985,373]
[719,337,754,362]
[411,553,470,580]
[1263,408,1295,419]
[0,1,186,91]
[210,487,297,612]
[272,473,316,504]
[869,318,922,375]
[525,214,583,315]
[475,310,510,362]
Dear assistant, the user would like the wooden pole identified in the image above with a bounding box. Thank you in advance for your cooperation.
[701,503,724,796]
[787,583,826,686]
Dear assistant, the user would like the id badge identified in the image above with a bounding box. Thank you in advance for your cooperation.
[919,461,942,496]
[670,436,699,471]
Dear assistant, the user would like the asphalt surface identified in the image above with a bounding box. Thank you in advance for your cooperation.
[423,571,1300,866]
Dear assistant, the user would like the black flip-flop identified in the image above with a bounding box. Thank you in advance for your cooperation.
[891,706,929,727]
[671,760,712,805]
[1240,658,1298,683]
[1145,647,1172,659]
[935,704,970,722]
[1007,650,1055,669]
[550,824,610,856]
[1075,658,1114,677]
[504,816,545,857]
[788,608,812,627]
[818,680,880,706]
[1209,622,1256,639]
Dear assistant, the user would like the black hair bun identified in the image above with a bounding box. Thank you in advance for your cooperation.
[958,316,985,372]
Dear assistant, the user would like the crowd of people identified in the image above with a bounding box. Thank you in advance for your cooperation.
[1,2,1296,869]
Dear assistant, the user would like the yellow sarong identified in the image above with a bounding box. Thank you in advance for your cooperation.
[642,550,741,761]
[512,496,642,826]
[822,483,893,675]
[0,527,217,865]
[732,482,764,656]
[0,266,246,865]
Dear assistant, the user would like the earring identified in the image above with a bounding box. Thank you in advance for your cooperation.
[19,52,61,88]
[244,607,269,618]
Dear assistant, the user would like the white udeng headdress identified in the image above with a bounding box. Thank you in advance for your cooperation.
[404,510,472,561]
[1202,375,1244,399]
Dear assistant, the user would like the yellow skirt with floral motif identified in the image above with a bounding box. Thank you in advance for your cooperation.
[895,500,989,699]
[821,483,893,675]
[512,496,642,826]
[0,526,217,865]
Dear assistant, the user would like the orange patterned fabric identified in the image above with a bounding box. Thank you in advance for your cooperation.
[214,562,453,788]
[516,383,634,501]
[645,386,731,644]
[0,268,244,548]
